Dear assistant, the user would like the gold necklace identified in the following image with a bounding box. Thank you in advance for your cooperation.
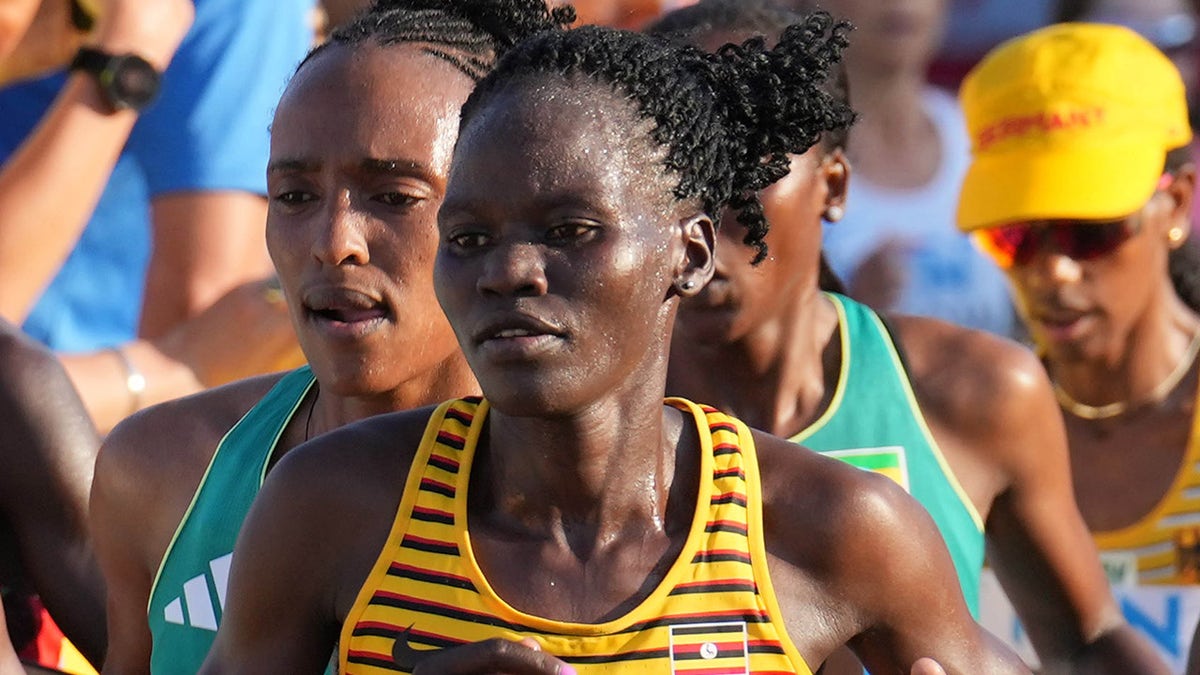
[1053,329,1200,420]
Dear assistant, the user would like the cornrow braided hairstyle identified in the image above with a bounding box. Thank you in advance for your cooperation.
[298,0,575,82]
[462,11,853,263]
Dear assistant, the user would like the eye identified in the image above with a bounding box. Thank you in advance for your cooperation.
[545,222,601,245]
[446,230,492,252]
[373,191,422,209]
[270,191,316,209]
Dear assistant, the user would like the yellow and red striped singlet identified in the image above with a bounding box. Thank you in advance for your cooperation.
[341,397,811,674]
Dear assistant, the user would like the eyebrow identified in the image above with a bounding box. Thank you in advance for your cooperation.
[266,157,435,180]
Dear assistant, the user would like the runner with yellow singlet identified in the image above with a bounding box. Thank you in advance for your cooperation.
[958,24,1200,589]
[200,6,1028,673]
[954,21,1200,673]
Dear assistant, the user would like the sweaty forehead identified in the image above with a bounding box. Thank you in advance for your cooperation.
[448,76,674,211]
[272,43,474,175]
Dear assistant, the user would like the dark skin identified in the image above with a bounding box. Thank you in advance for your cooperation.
[1003,167,1200,673]
[666,27,1164,675]
[0,320,104,668]
[200,76,1024,675]
[89,42,479,675]
[668,144,1168,675]
[998,168,1200,535]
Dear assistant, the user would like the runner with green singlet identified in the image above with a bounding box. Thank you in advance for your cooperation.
[657,1,1167,673]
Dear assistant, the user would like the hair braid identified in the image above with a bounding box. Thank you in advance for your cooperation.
[463,11,853,262]
[298,0,574,81]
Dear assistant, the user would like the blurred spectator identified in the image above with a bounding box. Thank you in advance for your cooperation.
[0,0,311,433]
[795,0,1020,337]
[930,0,1055,90]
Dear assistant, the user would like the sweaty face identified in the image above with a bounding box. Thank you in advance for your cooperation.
[266,43,470,396]
[677,149,834,344]
[435,78,690,415]
[1003,193,1178,365]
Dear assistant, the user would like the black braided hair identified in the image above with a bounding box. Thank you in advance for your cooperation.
[646,0,854,151]
[645,0,852,290]
[461,12,854,263]
[297,0,575,82]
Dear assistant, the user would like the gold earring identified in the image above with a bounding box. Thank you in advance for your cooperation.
[1169,227,1186,244]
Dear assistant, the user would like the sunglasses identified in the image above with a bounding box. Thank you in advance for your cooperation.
[973,174,1174,269]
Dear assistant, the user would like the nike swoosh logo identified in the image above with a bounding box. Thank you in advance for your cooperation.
[392,624,438,670]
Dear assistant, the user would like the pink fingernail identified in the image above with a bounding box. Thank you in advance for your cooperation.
[559,665,577,675]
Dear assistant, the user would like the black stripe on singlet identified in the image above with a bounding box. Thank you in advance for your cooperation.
[410,505,455,525]
[399,535,459,556]
[427,454,460,474]
[709,421,739,434]
[435,431,466,451]
[444,406,476,425]
[386,562,478,592]
[692,550,752,564]
[668,580,758,595]
[561,647,669,664]
[710,492,748,507]
[705,520,749,536]
[369,592,532,632]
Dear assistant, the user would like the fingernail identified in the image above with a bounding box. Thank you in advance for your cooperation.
[559,666,577,675]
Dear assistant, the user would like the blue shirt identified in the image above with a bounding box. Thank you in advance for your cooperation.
[0,0,314,352]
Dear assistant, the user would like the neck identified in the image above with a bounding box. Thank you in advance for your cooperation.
[669,287,840,437]
[475,339,684,559]
[308,354,480,439]
[1051,296,1200,415]
[478,400,684,561]
[843,67,940,189]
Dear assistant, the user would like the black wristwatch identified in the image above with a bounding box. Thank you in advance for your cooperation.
[69,47,162,113]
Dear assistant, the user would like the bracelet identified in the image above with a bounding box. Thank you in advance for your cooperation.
[109,345,147,417]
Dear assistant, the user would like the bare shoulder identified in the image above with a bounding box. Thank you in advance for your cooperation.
[753,430,941,621]
[886,314,1061,479]
[753,430,990,664]
[98,373,286,493]
[887,314,1049,422]
[233,404,441,617]
[92,373,288,564]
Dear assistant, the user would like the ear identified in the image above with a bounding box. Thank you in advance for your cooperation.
[1165,163,1196,250]
[820,148,850,222]
[670,213,715,297]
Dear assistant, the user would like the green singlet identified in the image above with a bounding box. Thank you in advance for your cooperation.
[146,366,315,674]
[792,294,985,616]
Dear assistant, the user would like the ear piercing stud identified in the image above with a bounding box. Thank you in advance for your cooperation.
[823,205,844,223]
[681,280,696,290]
[1169,227,1187,244]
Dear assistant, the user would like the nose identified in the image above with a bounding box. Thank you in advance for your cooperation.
[311,191,369,267]
[1017,246,1083,292]
[476,241,548,297]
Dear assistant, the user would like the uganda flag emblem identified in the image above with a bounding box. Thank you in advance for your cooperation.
[668,621,749,674]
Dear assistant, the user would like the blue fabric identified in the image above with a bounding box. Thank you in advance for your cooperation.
[0,0,314,352]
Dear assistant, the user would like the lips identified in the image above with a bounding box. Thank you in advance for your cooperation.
[473,313,565,345]
[303,285,390,330]
[472,312,567,361]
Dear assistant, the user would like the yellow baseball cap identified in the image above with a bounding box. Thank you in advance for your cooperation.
[957,22,1192,232]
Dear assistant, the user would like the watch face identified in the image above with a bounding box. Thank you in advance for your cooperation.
[104,54,161,111]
